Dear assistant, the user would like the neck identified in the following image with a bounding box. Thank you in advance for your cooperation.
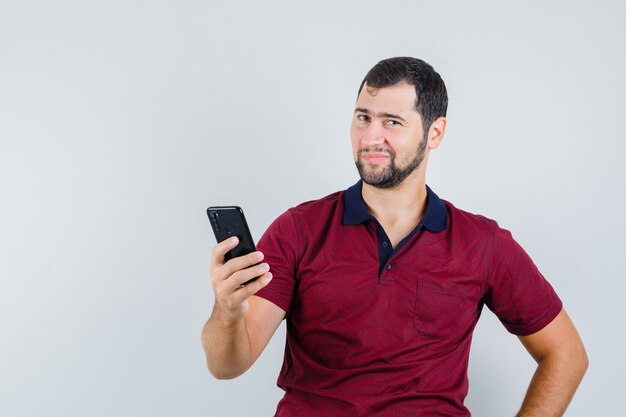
[361,170,428,226]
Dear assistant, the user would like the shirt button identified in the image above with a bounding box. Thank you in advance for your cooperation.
[382,241,389,248]
[385,264,392,271]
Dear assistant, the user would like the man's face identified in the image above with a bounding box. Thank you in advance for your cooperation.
[350,82,428,189]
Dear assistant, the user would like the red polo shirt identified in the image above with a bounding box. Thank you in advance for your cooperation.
[255,181,562,417]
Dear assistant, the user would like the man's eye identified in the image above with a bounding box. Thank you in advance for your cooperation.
[385,120,401,126]
[357,114,369,122]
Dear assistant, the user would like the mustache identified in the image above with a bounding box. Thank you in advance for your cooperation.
[357,146,396,158]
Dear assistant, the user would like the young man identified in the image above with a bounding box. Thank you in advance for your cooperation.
[202,57,588,416]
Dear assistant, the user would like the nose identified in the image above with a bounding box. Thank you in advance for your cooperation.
[359,123,386,148]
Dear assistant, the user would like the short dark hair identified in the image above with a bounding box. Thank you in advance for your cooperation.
[357,57,448,132]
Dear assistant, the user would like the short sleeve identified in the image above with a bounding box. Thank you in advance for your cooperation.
[483,227,562,336]
[254,209,299,315]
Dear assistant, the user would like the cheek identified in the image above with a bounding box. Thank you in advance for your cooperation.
[392,132,419,151]
[349,126,361,150]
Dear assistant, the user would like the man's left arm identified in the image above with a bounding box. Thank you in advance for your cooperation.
[516,308,588,417]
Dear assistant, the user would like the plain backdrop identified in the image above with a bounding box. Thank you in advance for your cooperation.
[1,1,625,416]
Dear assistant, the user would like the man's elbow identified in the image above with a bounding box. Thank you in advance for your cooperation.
[558,337,589,383]
[574,341,589,380]
[200,330,250,380]
[205,358,250,380]
[208,366,241,380]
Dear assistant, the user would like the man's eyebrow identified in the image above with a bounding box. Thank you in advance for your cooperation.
[354,107,407,123]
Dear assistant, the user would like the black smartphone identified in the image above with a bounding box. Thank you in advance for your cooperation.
[207,206,259,284]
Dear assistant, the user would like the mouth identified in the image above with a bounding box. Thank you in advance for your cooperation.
[361,153,390,163]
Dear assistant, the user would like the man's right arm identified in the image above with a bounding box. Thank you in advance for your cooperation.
[201,237,286,379]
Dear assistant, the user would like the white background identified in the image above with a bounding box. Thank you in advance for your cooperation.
[1,1,624,416]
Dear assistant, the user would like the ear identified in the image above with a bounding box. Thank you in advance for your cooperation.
[427,117,447,150]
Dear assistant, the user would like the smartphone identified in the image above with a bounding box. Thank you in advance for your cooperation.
[207,206,260,284]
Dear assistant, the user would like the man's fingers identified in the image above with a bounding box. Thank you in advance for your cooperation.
[234,271,273,300]
[229,262,270,288]
[221,251,265,278]
[210,237,239,269]
[213,269,273,315]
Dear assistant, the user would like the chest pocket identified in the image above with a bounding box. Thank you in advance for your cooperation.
[414,279,480,351]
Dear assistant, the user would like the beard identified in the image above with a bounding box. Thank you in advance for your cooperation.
[355,134,428,189]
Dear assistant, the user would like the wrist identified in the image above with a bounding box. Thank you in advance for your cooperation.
[211,303,245,329]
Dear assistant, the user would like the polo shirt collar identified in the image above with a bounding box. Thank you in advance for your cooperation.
[343,180,448,232]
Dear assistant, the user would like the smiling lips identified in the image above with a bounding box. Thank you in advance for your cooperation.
[361,153,390,163]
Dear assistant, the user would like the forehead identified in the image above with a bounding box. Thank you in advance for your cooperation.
[356,81,418,115]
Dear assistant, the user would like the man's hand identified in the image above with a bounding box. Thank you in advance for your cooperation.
[210,236,273,324]
[202,237,284,380]
[516,309,588,417]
